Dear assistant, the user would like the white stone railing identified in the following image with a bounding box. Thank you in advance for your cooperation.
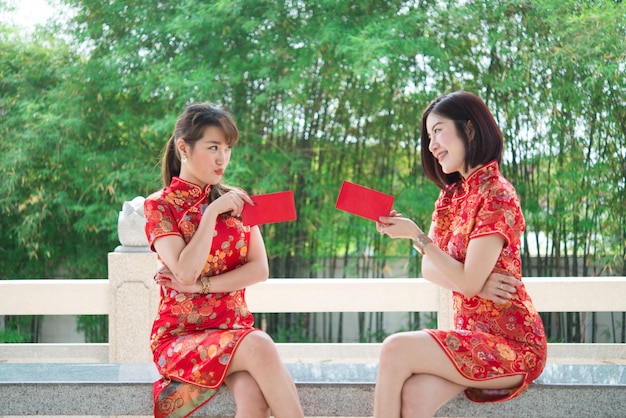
[1,249,626,364]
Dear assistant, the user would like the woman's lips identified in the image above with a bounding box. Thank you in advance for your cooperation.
[215,169,224,176]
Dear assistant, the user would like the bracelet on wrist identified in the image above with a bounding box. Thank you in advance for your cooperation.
[413,233,433,255]
[200,276,211,294]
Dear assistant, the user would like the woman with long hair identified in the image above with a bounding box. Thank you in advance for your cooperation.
[144,103,303,418]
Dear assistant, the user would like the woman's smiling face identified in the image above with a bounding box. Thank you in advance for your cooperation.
[426,114,472,178]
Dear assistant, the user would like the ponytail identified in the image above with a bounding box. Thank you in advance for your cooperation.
[161,134,181,187]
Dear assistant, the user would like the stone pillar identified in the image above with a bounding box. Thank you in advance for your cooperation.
[108,196,159,363]
[437,288,454,330]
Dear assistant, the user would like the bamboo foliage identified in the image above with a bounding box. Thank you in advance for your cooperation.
[0,0,624,343]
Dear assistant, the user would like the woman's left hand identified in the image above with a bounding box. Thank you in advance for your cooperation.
[478,272,521,304]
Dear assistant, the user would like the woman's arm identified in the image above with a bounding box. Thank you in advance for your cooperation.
[421,234,504,297]
[419,223,521,302]
[378,215,504,298]
[412,222,454,291]
[156,225,269,293]
[154,190,253,286]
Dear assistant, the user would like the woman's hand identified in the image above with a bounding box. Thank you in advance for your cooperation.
[207,189,254,218]
[155,265,201,293]
[377,210,423,241]
[478,272,521,304]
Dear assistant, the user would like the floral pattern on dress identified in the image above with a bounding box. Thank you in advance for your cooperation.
[425,161,547,403]
[144,177,256,418]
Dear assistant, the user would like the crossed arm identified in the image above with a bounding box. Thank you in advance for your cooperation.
[153,224,269,294]
[379,214,521,303]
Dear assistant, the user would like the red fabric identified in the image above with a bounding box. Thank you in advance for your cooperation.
[426,161,547,403]
[144,177,256,417]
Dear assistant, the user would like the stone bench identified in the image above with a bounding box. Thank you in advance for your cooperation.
[1,362,625,417]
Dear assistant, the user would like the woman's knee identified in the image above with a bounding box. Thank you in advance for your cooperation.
[238,330,280,362]
[377,333,409,377]
[380,331,420,362]
[380,332,404,354]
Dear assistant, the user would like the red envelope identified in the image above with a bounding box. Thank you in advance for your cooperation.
[335,181,395,222]
[241,191,297,226]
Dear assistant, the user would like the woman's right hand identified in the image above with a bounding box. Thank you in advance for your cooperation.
[207,189,254,218]
[377,210,423,241]
[155,264,202,293]
[478,272,522,304]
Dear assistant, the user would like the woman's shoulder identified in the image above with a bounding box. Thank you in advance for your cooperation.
[143,186,181,216]
[468,162,516,200]
[474,178,523,227]
[144,187,169,206]
[483,173,519,203]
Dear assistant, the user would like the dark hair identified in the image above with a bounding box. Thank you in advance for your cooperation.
[161,103,239,202]
[420,91,503,190]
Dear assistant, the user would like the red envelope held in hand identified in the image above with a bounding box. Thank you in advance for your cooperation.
[335,181,395,222]
[241,191,297,226]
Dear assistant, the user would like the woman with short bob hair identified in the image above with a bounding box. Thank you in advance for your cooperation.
[375,91,546,417]
[421,91,503,189]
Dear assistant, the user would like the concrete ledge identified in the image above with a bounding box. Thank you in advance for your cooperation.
[3,342,626,364]
[0,363,624,417]
[0,343,110,363]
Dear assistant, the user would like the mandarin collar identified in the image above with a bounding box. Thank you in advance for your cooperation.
[169,177,212,202]
[451,160,499,197]
[458,160,499,195]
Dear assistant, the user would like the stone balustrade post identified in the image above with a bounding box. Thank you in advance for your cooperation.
[108,196,159,363]
[437,288,454,330]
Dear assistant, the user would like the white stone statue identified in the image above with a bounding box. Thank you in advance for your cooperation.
[116,196,149,251]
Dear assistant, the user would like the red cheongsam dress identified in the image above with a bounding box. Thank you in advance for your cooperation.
[144,177,257,418]
[425,161,547,402]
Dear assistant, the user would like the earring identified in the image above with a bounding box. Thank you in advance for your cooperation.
[181,155,187,163]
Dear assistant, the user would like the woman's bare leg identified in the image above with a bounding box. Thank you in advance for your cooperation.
[401,374,465,418]
[225,371,270,418]
[227,330,304,418]
[374,330,523,418]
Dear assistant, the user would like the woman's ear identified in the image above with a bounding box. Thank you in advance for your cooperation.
[176,138,188,159]
[464,120,475,142]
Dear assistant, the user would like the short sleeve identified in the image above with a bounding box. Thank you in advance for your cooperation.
[144,196,182,251]
[470,185,525,248]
